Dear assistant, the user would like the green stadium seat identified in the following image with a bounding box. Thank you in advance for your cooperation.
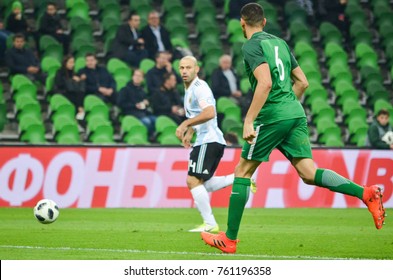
[67,2,90,21]
[373,99,393,113]
[305,88,328,107]
[324,134,345,147]
[53,111,78,132]
[20,125,46,144]
[55,125,81,144]
[89,125,115,144]
[156,131,181,145]
[216,97,238,114]
[223,106,242,122]
[12,83,37,101]
[121,116,149,144]
[11,74,33,91]
[345,2,366,24]
[84,95,107,115]
[155,115,178,135]
[39,35,61,52]
[221,117,242,133]
[284,1,307,23]
[316,117,339,135]
[348,116,369,136]
[319,22,343,46]
[139,58,155,74]
[41,56,61,75]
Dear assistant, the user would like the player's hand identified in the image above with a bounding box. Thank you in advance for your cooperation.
[243,123,256,144]
[176,122,188,140]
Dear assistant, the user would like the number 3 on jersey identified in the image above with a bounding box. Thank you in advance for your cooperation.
[274,46,285,81]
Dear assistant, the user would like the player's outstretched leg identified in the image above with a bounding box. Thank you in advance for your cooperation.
[362,185,386,229]
[201,231,238,254]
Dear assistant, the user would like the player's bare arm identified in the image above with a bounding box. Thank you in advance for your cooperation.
[176,105,215,140]
[243,63,272,144]
[291,66,309,99]
[181,127,194,148]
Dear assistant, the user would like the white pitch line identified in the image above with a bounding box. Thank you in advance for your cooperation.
[0,245,365,260]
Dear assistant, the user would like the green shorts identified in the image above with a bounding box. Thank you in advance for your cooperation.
[241,117,312,162]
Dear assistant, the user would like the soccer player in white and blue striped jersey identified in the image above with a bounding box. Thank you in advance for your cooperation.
[176,56,234,233]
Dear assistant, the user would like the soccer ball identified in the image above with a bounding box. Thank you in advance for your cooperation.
[381,131,393,145]
[33,199,59,224]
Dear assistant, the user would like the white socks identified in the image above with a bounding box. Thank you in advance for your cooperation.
[190,185,216,226]
[204,174,234,192]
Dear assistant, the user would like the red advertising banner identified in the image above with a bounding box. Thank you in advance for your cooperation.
[0,147,392,208]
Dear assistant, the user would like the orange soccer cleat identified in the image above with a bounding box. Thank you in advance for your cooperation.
[362,185,386,229]
[201,231,239,254]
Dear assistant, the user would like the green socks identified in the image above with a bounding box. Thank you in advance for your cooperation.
[226,177,250,240]
[314,168,364,199]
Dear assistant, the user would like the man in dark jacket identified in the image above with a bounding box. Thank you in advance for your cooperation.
[145,51,181,94]
[109,12,148,67]
[366,109,393,149]
[117,69,156,137]
[38,2,69,54]
[78,53,117,105]
[5,33,46,84]
[141,11,173,59]
[151,72,185,124]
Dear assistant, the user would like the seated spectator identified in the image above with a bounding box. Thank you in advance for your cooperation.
[78,53,117,105]
[228,0,253,19]
[117,69,156,138]
[151,72,186,124]
[211,54,243,102]
[0,19,11,64]
[5,33,46,84]
[316,0,349,37]
[366,109,393,149]
[53,55,86,120]
[109,12,148,68]
[38,2,70,54]
[6,1,32,37]
[141,11,173,59]
[145,51,181,94]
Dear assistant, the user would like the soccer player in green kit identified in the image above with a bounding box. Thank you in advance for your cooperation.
[201,2,386,254]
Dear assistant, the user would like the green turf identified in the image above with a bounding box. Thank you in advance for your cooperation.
[0,208,391,260]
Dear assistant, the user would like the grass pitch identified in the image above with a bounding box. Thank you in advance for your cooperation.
[0,207,392,260]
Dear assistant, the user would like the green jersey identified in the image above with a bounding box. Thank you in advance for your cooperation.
[242,31,306,124]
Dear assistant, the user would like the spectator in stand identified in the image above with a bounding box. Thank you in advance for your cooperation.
[210,54,242,102]
[5,1,30,36]
[141,10,173,60]
[0,19,11,64]
[366,109,393,149]
[145,51,182,94]
[224,132,239,146]
[316,0,349,38]
[78,53,117,105]
[228,0,253,19]
[5,33,46,84]
[109,12,148,68]
[117,69,157,138]
[151,72,186,124]
[38,2,70,54]
[53,55,86,120]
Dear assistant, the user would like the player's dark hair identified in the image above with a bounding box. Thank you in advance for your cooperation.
[377,109,390,117]
[240,3,265,27]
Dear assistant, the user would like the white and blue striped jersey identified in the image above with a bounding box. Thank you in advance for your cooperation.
[184,77,226,147]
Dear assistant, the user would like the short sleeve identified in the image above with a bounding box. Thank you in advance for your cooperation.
[242,40,267,72]
[195,83,215,109]
[290,52,298,70]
